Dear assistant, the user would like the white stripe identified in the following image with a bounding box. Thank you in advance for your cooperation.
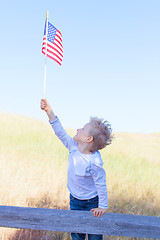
[56,31,62,38]
[42,41,63,57]
[46,40,63,55]
[42,46,63,61]
[55,35,63,47]
[42,50,62,64]
[48,47,63,61]
[43,42,63,58]
[55,33,63,44]
[56,31,62,41]
[54,37,63,51]
[43,37,63,53]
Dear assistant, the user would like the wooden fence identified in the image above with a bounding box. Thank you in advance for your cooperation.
[0,206,160,238]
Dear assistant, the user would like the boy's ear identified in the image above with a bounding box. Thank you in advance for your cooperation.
[86,136,94,143]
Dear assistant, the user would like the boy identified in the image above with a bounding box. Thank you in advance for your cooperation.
[40,99,113,240]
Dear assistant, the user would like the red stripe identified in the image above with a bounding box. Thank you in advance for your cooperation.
[47,48,62,61]
[57,29,62,37]
[42,47,46,52]
[50,41,63,53]
[43,39,63,52]
[42,46,63,58]
[56,33,62,42]
[42,47,62,61]
[42,50,61,65]
[46,43,63,57]
[48,54,62,65]
[42,48,62,62]
[52,41,63,52]
[54,37,63,48]
[43,43,63,58]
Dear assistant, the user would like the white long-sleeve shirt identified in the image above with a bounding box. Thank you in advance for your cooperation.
[50,117,108,209]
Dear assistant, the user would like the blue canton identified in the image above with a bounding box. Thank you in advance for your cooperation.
[44,21,57,43]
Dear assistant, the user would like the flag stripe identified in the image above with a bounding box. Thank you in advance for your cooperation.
[47,43,63,58]
[55,33,62,42]
[47,48,62,61]
[42,44,63,58]
[42,49,61,64]
[43,36,63,54]
[42,50,62,65]
[53,37,63,51]
[42,40,63,57]
[42,39,63,57]
[54,37,63,48]
[51,41,63,53]
[57,29,62,37]
[42,46,63,61]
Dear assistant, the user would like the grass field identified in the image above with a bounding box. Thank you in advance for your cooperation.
[0,112,160,240]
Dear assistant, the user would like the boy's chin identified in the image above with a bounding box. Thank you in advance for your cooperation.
[73,135,78,141]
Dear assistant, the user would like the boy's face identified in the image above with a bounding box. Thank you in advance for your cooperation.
[73,123,93,143]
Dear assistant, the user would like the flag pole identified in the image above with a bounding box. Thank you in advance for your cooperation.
[43,10,49,98]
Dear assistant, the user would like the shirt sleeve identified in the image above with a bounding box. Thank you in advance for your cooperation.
[91,163,108,209]
[49,117,76,151]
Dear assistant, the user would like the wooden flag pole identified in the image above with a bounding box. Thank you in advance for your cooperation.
[43,10,49,98]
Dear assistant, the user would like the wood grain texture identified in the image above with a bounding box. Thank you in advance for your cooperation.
[0,206,160,238]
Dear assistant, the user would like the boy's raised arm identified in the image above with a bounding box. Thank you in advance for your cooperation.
[40,98,75,150]
[40,99,56,122]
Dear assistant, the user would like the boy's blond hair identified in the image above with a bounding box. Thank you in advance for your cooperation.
[89,117,114,152]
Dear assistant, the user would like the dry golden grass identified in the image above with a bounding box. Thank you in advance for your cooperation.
[0,112,160,240]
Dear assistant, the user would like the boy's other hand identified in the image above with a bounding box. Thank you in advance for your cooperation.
[90,207,105,217]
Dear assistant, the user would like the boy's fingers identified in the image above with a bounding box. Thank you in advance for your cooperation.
[95,211,98,217]
[97,211,101,217]
[90,208,105,218]
[90,209,96,216]
[40,99,47,107]
[41,99,46,104]
[95,211,104,217]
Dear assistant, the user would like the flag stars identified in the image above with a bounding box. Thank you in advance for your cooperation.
[47,24,57,43]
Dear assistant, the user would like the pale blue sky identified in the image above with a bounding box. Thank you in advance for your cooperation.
[0,0,160,133]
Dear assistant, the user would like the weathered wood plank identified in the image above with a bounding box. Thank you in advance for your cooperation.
[0,206,160,238]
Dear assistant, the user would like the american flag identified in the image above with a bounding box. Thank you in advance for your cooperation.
[42,21,63,66]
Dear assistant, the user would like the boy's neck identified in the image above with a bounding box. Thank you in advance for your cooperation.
[78,144,93,154]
